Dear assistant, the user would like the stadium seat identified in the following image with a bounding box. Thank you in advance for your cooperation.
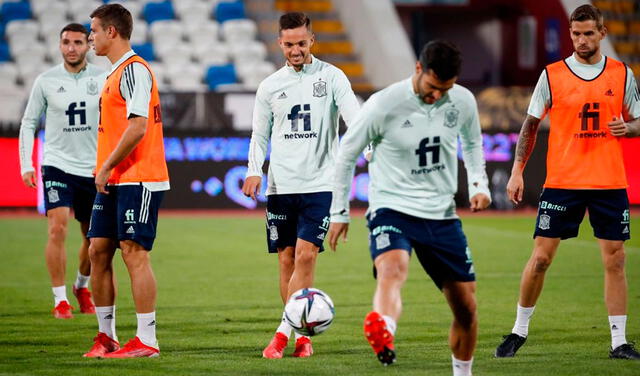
[30,0,57,18]
[228,40,267,64]
[142,1,175,24]
[132,43,155,62]
[194,43,230,65]
[0,1,31,22]
[6,19,39,43]
[183,19,220,42]
[166,63,205,92]
[174,0,213,24]
[221,18,257,43]
[149,61,168,90]
[130,20,148,44]
[149,19,183,45]
[40,20,72,44]
[68,0,102,24]
[0,43,12,62]
[107,0,143,20]
[35,2,68,24]
[215,1,245,23]
[189,22,221,48]
[236,60,276,89]
[206,63,237,90]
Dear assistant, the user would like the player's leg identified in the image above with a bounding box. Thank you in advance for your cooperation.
[278,247,295,303]
[496,188,584,357]
[588,189,638,359]
[45,206,72,317]
[104,185,163,358]
[286,239,320,298]
[72,176,97,313]
[442,281,477,376]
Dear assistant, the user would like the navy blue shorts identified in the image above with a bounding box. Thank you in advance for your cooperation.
[42,165,96,222]
[87,184,164,250]
[367,208,475,290]
[265,192,331,253]
[534,188,630,241]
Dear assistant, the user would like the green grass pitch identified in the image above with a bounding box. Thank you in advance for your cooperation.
[0,213,638,375]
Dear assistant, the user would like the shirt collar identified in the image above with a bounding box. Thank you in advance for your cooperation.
[110,50,136,74]
[285,54,317,74]
[407,76,451,109]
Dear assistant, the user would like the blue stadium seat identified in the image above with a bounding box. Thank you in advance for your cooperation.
[215,1,245,23]
[133,43,155,62]
[206,64,237,90]
[142,1,175,24]
[83,22,91,33]
[1,1,31,22]
[0,21,5,40]
[0,42,10,62]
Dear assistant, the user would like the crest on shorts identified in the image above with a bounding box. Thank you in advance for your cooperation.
[444,108,459,128]
[269,225,279,241]
[313,79,327,97]
[87,79,99,95]
[538,214,551,230]
[48,188,60,203]
[375,233,390,250]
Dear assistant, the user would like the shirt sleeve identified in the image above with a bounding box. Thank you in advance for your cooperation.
[330,98,381,223]
[18,75,46,175]
[459,92,491,202]
[622,66,640,121]
[246,82,273,177]
[331,67,360,126]
[119,62,152,118]
[527,70,551,120]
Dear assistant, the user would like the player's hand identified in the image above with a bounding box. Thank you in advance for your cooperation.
[608,116,629,137]
[95,167,111,194]
[506,172,524,205]
[21,171,36,188]
[470,193,491,212]
[328,222,349,252]
[242,176,262,201]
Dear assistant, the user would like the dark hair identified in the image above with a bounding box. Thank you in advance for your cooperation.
[570,4,604,30]
[59,23,89,39]
[418,40,461,81]
[90,4,133,40]
[279,12,312,34]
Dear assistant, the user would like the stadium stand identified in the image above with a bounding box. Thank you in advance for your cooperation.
[594,0,640,80]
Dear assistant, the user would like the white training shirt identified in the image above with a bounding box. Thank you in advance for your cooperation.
[528,54,640,121]
[19,63,106,177]
[331,77,491,222]
[247,55,360,195]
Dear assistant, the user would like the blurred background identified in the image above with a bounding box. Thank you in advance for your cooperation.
[0,0,638,211]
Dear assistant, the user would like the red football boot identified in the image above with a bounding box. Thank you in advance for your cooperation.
[103,337,159,358]
[262,332,288,359]
[83,332,120,358]
[73,287,96,314]
[52,301,74,319]
[364,311,396,366]
[292,336,313,358]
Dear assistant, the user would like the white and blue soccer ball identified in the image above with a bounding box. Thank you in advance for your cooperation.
[284,288,335,336]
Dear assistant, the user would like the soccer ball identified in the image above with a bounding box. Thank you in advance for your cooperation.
[284,288,335,336]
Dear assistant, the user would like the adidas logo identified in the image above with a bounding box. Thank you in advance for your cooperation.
[612,324,618,330]
[604,89,614,96]
[148,320,156,327]
[103,314,114,320]
[401,119,413,128]
[278,92,287,99]
[623,226,629,234]
[126,226,135,234]
[57,86,66,93]
[317,232,325,240]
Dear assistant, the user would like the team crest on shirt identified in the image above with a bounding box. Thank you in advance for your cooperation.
[538,214,551,230]
[269,225,279,241]
[48,188,60,203]
[313,79,327,97]
[86,79,99,95]
[444,107,459,128]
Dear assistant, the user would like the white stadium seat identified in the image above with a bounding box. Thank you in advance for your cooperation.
[149,20,183,45]
[68,0,103,23]
[174,1,213,24]
[0,62,19,87]
[193,42,229,65]
[30,0,63,17]
[187,21,220,47]
[155,43,192,67]
[221,19,257,44]
[166,63,205,92]
[130,20,149,44]
[237,60,276,90]
[228,40,267,64]
[36,1,69,23]
[106,0,143,20]
[6,20,39,42]
[39,18,70,40]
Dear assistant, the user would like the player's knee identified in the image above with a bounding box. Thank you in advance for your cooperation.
[454,303,477,329]
[121,243,149,268]
[377,263,407,284]
[295,248,317,267]
[604,249,625,274]
[532,254,552,273]
[48,222,67,243]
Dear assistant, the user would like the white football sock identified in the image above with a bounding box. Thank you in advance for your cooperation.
[74,272,90,289]
[512,304,535,337]
[609,315,627,350]
[276,311,292,338]
[383,315,397,336]
[452,355,473,376]
[136,311,157,348]
[52,285,68,305]
[95,305,117,342]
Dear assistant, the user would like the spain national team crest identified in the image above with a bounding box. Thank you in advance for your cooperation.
[444,107,459,128]
[269,225,279,241]
[538,214,551,230]
[87,79,99,95]
[48,188,60,203]
[313,79,327,97]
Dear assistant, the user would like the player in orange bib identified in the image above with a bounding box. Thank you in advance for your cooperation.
[495,4,640,360]
[83,4,169,359]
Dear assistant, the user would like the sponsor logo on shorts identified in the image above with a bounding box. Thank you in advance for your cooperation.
[269,225,278,241]
[540,201,567,211]
[92,204,103,211]
[622,209,630,223]
[468,265,475,274]
[375,233,391,250]
[371,225,402,236]
[319,216,330,231]
[317,232,325,240]
[124,209,136,224]
[465,247,473,264]
[47,188,60,203]
[622,226,629,234]
[45,181,67,189]
[267,212,287,221]
[538,214,551,230]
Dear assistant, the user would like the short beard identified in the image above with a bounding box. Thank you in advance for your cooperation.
[576,48,596,60]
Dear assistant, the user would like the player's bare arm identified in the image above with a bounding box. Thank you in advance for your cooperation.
[507,115,542,204]
[327,222,348,251]
[242,176,262,201]
[608,116,640,137]
[95,116,147,193]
